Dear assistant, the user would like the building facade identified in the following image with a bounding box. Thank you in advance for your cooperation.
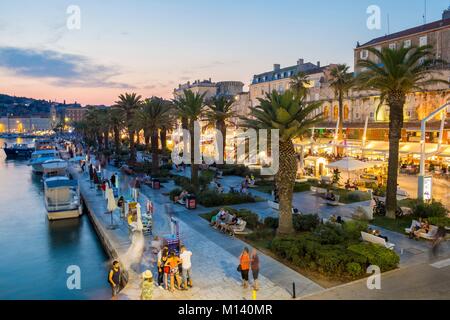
[0,117,52,132]
[65,107,87,123]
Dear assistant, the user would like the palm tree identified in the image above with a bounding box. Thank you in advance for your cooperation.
[205,96,236,165]
[289,72,311,98]
[173,90,207,190]
[329,64,354,150]
[136,97,173,175]
[109,107,124,156]
[115,93,142,163]
[357,45,448,219]
[243,90,322,235]
[84,108,103,148]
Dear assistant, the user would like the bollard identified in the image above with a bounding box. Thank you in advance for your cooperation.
[292,282,296,299]
[252,289,257,300]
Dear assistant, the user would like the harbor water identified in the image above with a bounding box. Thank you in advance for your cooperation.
[0,138,110,299]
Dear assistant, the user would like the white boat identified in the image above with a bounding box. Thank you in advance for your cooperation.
[35,139,55,151]
[29,150,60,174]
[42,159,68,179]
[44,176,82,221]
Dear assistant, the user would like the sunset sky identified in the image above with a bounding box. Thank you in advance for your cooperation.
[0,0,447,105]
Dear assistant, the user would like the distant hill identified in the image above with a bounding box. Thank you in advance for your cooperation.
[0,93,81,117]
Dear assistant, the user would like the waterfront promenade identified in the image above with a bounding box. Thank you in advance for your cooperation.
[73,161,449,300]
[73,164,324,300]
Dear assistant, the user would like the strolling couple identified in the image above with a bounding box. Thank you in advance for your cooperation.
[238,247,260,290]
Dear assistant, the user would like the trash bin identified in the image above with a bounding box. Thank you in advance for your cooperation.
[152,179,161,190]
[185,195,197,210]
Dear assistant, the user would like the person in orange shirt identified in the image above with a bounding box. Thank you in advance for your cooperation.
[239,247,251,288]
[165,250,182,292]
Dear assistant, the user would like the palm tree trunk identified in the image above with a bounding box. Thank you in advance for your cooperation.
[337,93,344,156]
[160,128,167,152]
[385,94,405,219]
[128,128,136,162]
[217,120,226,166]
[104,130,109,150]
[144,129,150,152]
[275,140,296,235]
[190,126,199,191]
[113,126,120,155]
[151,129,159,176]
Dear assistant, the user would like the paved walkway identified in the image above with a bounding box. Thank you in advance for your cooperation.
[75,164,323,300]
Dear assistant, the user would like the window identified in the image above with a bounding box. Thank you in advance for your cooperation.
[360,50,369,60]
[389,43,396,50]
[419,36,427,46]
[404,39,411,48]
[355,113,360,119]
[370,112,374,119]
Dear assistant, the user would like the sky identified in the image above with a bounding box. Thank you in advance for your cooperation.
[0,0,448,105]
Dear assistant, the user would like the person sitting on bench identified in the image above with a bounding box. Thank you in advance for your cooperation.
[219,214,238,233]
[176,190,189,205]
[325,190,336,202]
[211,208,227,228]
[373,229,389,242]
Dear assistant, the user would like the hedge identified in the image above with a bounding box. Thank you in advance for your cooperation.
[413,201,448,218]
[263,214,320,232]
[196,190,257,207]
[348,243,400,272]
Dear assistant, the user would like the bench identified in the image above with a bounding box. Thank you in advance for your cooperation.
[361,231,395,250]
[310,186,327,195]
[324,195,340,206]
[228,220,248,236]
[405,220,439,240]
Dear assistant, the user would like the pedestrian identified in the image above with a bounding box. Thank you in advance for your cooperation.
[141,270,154,300]
[110,173,116,188]
[179,245,193,290]
[250,248,260,290]
[89,163,94,181]
[108,260,122,299]
[165,250,182,292]
[81,161,86,173]
[157,247,169,289]
[238,247,250,289]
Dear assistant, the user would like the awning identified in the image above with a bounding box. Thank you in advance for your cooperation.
[327,157,374,171]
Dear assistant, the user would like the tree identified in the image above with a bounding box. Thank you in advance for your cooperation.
[357,45,449,219]
[109,107,125,156]
[289,72,311,98]
[136,97,173,175]
[243,90,322,234]
[205,96,236,165]
[329,64,354,151]
[115,93,142,163]
[173,90,207,190]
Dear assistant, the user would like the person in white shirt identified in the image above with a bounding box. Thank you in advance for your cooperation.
[179,245,193,290]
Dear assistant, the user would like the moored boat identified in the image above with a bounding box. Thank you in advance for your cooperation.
[2,143,34,159]
[44,176,82,221]
[29,150,60,174]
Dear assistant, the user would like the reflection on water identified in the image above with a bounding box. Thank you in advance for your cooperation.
[0,138,110,300]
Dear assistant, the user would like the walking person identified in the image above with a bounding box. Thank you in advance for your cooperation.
[165,250,182,292]
[157,247,169,289]
[108,261,122,299]
[180,245,193,290]
[110,173,116,189]
[141,270,154,300]
[250,248,260,290]
[239,247,250,289]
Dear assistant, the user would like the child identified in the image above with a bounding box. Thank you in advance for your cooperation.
[141,270,153,300]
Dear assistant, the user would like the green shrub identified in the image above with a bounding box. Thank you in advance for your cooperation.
[293,183,311,193]
[428,216,450,228]
[373,186,386,197]
[346,262,363,278]
[313,224,346,245]
[197,190,256,207]
[293,214,320,232]
[342,220,369,241]
[348,243,399,272]
[264,217,279,229]
[221,164,251,177]
[169,188,183,201]
[413,201,448,218]
[245,228,275,241]
[347,191,371,202]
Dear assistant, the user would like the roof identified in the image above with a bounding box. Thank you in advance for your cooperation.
[45,179,78,189]
[32,150,58,155]
[359,18,450,48]
[252,64,329,84]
